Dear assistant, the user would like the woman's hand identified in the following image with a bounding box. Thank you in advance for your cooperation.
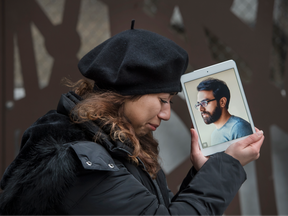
[225,128,264,166]
[190,127,264,170]
[190,128,209,171]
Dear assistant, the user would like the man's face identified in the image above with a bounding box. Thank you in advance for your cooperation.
[196,90,222,124]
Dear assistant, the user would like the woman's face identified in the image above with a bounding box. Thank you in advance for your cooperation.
[124,93,174,136]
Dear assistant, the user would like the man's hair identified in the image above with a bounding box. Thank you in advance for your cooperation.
[197,78,230,109]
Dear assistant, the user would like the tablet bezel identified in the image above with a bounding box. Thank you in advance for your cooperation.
[180,60,255,156]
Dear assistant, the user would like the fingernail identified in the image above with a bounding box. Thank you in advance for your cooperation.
[257,130,263,137]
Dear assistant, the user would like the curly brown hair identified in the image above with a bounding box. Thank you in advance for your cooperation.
[64,78,160,178]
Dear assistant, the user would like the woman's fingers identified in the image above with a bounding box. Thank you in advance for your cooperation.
[237,130,264,149]
[225,128,264,166]
[190,128,200,152]
[190,128,209,170]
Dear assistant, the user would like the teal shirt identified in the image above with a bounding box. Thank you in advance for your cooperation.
[211,115,253,146]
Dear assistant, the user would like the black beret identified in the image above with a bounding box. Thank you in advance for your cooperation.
[78,28,188,95]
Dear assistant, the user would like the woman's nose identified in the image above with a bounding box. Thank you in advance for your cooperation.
[158,104,171,121]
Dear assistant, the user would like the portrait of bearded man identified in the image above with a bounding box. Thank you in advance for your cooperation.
[196,78,253,146]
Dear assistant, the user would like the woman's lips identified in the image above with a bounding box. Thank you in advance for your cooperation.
[148,123,159,131]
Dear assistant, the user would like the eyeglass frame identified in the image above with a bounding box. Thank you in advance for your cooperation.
[195,98,217,110]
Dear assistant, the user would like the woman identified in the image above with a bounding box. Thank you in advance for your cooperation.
[0,24,264,215]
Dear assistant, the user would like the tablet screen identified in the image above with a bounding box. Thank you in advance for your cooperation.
[184,68,253,149]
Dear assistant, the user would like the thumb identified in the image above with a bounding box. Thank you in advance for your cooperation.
[190,128,200,153]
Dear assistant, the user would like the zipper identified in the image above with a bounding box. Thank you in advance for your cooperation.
[115,147,147,170]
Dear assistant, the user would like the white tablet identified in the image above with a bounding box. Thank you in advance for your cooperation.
[181,60,255,156]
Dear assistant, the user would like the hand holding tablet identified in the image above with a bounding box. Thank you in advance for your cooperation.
[181,60,257,156]
[189,127,264,170]
[225,128,264,166]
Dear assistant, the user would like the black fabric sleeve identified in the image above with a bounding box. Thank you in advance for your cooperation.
[66,152,246,215]
[177,166,198,194]
[168,152,246,215]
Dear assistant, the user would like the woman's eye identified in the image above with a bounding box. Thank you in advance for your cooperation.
[160,98,173,104]
[160,98,168,104]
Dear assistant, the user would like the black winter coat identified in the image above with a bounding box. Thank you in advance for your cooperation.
[0,91,246,215]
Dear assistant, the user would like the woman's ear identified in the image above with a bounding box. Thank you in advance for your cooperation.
[219,97,227,108]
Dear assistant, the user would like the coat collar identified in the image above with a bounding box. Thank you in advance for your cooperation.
[0,91,147,214]
[57,91,137,161]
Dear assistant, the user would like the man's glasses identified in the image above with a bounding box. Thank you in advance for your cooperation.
[195,98,217,110]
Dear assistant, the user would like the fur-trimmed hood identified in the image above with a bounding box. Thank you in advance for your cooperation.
[0,92,132,215]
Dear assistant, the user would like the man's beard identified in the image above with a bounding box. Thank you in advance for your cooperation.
[201,104,222,124]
